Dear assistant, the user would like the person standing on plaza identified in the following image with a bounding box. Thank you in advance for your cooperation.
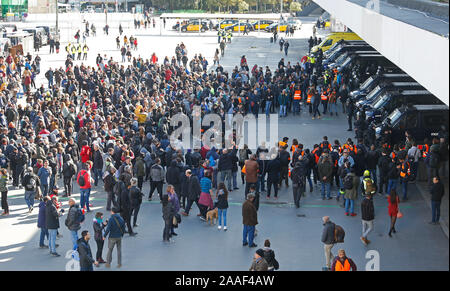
[291,159,307,208]
[387,189,400,237]
[321,216,335,271]
[103,167,117,211]
[244,155,259,197]
[38,196,49,248]
[216,182,229,231]
[117,174,136,236]
[262,239,279,271]
[361,193,374,245]
[430,176,445,225]
[346,98,355,131]
[344,167,360,216]
[166,184,180,237]
[249,249,269,271]
[130,178,144,228]
[38,160,52,197]
[22,167,40,213]
[162,194,175,243]
[318,153,333,200]
[103,207,125,268]
[65,198,85,251]
[198,171,214,221]
[149,158,165,201]
[181,169,201,217]
[331,249,357,271]
[77,163,92,212]
[93,212,107,264]
[266,153,280,199]
[242,192,258,248]
[77,230,99,271]
[62,155,76,197]
[46,196,62,257]
[284,40,290,56]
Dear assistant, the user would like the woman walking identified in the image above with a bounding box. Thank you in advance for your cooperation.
[0,169,9,216]
[216,182,229,231]
[262,239,279,271]
[93,212,107,264]
[198,171,214,221]
[388,189,400,237]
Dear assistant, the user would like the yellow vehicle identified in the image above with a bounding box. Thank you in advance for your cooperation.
[311,32,363,53]
[181,21,208,32]
[216,20,238,30]
[251,20,274,30]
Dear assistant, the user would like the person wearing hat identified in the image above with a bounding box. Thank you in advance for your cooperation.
[22,167,41,213]
[242,192,258,248]
[361,170,377,197]
[249,248,269,271]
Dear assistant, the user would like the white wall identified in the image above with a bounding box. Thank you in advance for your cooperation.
[314,0,449,106]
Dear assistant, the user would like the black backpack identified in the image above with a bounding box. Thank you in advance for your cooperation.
[429,151,440,168]
[343,174,354,190]
[77,170,87,187]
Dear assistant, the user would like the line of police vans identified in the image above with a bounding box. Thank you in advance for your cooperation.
[316,36,448,144]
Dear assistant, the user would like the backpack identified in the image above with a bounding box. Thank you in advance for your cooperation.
[429,151,440,168]
[334,225,345,243]
[209,155,216,167]
[343,174,354,190]
[364,179,376,195]
[77,170,87,187]
[23,174,36,190]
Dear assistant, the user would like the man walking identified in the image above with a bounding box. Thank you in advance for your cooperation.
[22,167,40,213]
[103,207,125,269]
[321,216,335,271]
[284,40,290,56]
[77,164,92,212]
[77,230,98,271]
[361,193,374,245]
[242,193,258,248]
[46,196,62,257]
[318,153,333,200]
[181,170,201,216]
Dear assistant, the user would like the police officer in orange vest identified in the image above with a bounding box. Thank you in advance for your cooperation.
[331,249,357,271]
[293,86,302,116]
[399,155,411,201]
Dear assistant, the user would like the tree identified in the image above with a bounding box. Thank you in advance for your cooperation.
[289,1,302,12]
[238,0,249,12]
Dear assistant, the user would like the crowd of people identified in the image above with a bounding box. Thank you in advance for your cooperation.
[0,19,448,271]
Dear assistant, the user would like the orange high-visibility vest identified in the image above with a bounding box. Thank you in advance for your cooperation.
[241,165,246,174]
[293,90,302,100]
[307,94,312,103]
[291,145,298,153]
[321,92,328,101]
[400,162,411,178]
[335,259,351,271]
[312,148,320,163]
[418,144,429,158]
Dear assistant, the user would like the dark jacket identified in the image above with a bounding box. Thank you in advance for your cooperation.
[431,181,445,202]
[129,186,143,208]
[218,149,236,171]
[22,172,40,192]
[45,200,60,230]
[321,221,335,245]
[187,175,201,200]
[93,218,106,241]
[77,238,95,269]
[103,173,116,192]
[377,154,391,176]
[279,150,290,167]
[366,150,379,170]
[318,158,333,183]
[104,213,125,238]
[66,204,83,231]
[266,159,281,180]
[361,197,375,221]
[166,161,181,185]
[242,200,258,226]
[37,201,46,228]
[118,182,131,212]
[216,189,228,209]
[92,149,103,170]
[162,201,175,221]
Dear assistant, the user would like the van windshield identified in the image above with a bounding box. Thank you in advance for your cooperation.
[366,85,382,101]
[373,93,390,110]
[360,76,374,91]
[334,53,348,66]
[387,109,403,126]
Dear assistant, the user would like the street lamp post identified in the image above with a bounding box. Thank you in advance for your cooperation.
[55,0,59,32]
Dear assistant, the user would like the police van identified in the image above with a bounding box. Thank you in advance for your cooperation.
[356,81,425,108]
[376,105,449,143]
[350,73,414,101]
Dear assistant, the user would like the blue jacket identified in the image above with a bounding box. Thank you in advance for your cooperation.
[103,213,125,239]
[37,167,51,185]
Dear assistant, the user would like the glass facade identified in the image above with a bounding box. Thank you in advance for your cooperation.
[1,0,28,17]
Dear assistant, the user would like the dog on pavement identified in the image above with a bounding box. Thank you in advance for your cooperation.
[206,208,218,225]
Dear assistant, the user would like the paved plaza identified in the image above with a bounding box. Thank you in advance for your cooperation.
[0,17,448,271]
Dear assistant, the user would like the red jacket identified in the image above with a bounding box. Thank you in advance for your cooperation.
[77,170,92,189]
[80,145,92,163]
